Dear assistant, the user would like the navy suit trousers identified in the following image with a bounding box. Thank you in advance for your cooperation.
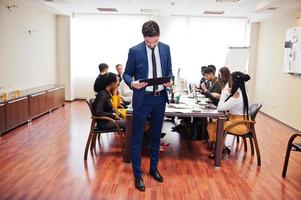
[131,93,166,178]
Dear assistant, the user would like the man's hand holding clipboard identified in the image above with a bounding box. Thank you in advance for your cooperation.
[131,80,148,89]
[131,77,172,89]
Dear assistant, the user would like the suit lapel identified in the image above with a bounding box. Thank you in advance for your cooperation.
[141,42,149,78]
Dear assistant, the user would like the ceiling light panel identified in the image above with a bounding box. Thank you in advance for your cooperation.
[203,10,225,15]
[97,7,118,12]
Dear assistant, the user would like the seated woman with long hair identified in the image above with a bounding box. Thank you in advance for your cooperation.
[218,67,231,89]
[210,66,231,100]
[93,72,126,130]
[207,71,251,158]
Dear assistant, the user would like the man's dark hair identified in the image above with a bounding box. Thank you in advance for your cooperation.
[207,65,216,74]
[142,20,160,37]
[98,63,108,73]
[201,66,207,76]
[203,67,215,75]
[115,64,122,69]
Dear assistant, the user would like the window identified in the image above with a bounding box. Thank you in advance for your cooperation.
[71,14,248,98]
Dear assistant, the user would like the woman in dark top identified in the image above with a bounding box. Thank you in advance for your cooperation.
[93,72,126,130]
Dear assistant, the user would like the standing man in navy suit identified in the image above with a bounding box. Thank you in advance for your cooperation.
[123,20,173,191]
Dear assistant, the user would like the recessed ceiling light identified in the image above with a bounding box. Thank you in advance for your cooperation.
[44,0,69,2]
[97,8,118,12]
[216,0,240,2]
[266,7,278,11]
[140,8,159,14]
[203,10,225,15]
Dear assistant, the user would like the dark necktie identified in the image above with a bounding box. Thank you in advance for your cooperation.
[151,48,158,92]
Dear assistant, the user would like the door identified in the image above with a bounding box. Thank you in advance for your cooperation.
[6,97,29,129]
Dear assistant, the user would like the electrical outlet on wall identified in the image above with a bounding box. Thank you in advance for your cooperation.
[272,104,275,109]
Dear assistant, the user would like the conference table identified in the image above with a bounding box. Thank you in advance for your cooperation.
[122,96,227,167]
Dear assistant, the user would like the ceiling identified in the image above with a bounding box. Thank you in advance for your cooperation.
[5,0,301,21]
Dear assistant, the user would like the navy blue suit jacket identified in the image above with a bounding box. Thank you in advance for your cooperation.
[123,42,173,110]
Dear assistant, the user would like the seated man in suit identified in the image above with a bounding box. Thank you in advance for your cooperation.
[115,64,123,82]
[94,63,109,93]
[201,67,221,106]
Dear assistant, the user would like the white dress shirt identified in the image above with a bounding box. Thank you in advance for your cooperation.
[145,45,164,92]
[217,87,245,115]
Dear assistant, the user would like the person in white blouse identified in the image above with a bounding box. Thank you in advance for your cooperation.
[207,71,251,158]
[115,64,133,104]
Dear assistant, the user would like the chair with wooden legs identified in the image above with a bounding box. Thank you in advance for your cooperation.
[224,103,262,165]
[84,98,126,160]
[282,133,301,177]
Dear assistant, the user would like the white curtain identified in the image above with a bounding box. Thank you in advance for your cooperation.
[70,14,248,99]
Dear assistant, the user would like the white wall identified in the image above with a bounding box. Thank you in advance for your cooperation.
[0,0,57,91]
[254,9,301,131]
[56,15,72,100]
[247,22,260,103]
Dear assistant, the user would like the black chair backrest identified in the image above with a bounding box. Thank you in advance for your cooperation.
[86,98,95,116]
[249,103,262,121]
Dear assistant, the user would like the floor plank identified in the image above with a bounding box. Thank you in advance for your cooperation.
[0,100,300,200]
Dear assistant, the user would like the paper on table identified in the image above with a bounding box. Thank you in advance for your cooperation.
[165,107,193,113]
[192,108,204,112]
[168,104,195,109]
[180,109,194,113]
[199,101,207,105]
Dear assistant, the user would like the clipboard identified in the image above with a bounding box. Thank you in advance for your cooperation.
[139,76,171,86]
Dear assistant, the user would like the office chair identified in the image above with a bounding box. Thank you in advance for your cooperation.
[282,133,301,177]
[84,98,125,160]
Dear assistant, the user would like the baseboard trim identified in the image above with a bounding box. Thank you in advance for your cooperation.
[259,111,300,133]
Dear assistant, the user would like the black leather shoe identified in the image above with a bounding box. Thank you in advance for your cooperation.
[134,177,145,192]
[149,169,164,182]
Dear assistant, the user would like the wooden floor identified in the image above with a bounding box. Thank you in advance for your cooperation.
[0,100,300,200]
